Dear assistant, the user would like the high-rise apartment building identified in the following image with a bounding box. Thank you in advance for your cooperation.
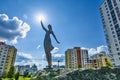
[65,49,73,68]
[81,49,89,68]
[100,0,120,67]
[65,47,89,69]
[0,42,17,77]
[73,47,81,68]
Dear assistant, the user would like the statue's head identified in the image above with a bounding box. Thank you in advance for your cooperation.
[48,24,52,31]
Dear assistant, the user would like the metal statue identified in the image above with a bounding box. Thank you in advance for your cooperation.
[41,21,60,68]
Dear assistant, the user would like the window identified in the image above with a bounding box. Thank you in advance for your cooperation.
[113,0,117,6]
[108,17,111,20]
[94,60,96,63]
[105,59,108,62]
[113,35,116,38]
[105,5,107,7]
[110,24,112,26]
[118,53,120,55]
[1,61,4,63]
[106,8,108,10]
[109,20,112,23]
[115,44,118,46]
[112,31,115,34]
[115,7,119,13]
[5,47,8,48]
[2,55,5,57]
[2,58,4,60]
[110,50,112,53]
[4,50,7,51]
[111,27,113,30]
[104,2,106,5]
[102,18,104,21]
[118,36,120,40]
[116,48,119,51]
[107,0,113,10]
[115,24,119,30]
[113,19,117,24]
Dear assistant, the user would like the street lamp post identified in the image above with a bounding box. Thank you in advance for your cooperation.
[58,57,60,69]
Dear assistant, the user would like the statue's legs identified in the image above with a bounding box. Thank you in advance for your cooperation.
[46,52,52,68]
[48,53,52,68]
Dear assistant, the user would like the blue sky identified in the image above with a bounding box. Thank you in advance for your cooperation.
[0,0,108,69]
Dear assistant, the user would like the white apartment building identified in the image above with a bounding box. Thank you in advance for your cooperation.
[0,42,17,77]
[81,49,89,68]
[71,48,78,68]
[100,0,120,67]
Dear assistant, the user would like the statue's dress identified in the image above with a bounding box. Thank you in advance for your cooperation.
[44,30,54,66]
[44,31,54,52]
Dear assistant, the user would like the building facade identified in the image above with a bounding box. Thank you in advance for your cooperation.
[73,47,81,68]
[65,49,72,68]
[81,49,89,68]
[15,65,30,75]
[29,64,38,74]
[100,0,120,67]
[89,52,112,68]
[65,47,89,69]
[0,42,17,77]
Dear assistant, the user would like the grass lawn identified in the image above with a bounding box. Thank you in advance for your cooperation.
[2,77,30,80]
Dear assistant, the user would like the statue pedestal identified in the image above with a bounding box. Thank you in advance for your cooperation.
[43,67,53,72]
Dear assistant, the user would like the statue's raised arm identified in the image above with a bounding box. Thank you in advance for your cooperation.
[41,21,47,32]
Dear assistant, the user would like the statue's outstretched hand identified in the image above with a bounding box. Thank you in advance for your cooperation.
[41,21,43,25]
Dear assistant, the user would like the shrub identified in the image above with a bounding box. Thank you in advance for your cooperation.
[15,72,20,80]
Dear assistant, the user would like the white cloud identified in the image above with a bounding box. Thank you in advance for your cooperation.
[97,45,108,53]
[81,45,108,56]
[37,45,41,49]
[0,14,30,44]
[53,53,64,58]
[51,47,59,54]
[88,48,98,55]
[15,52,48,69]
[17,52,32,59]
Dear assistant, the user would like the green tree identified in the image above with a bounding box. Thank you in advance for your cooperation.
[7,66,15,79]
[23,71,29,77]
[78,64,81,68]
[15,72,20,80]
[106,62,113,68]
[27,73,32,78]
